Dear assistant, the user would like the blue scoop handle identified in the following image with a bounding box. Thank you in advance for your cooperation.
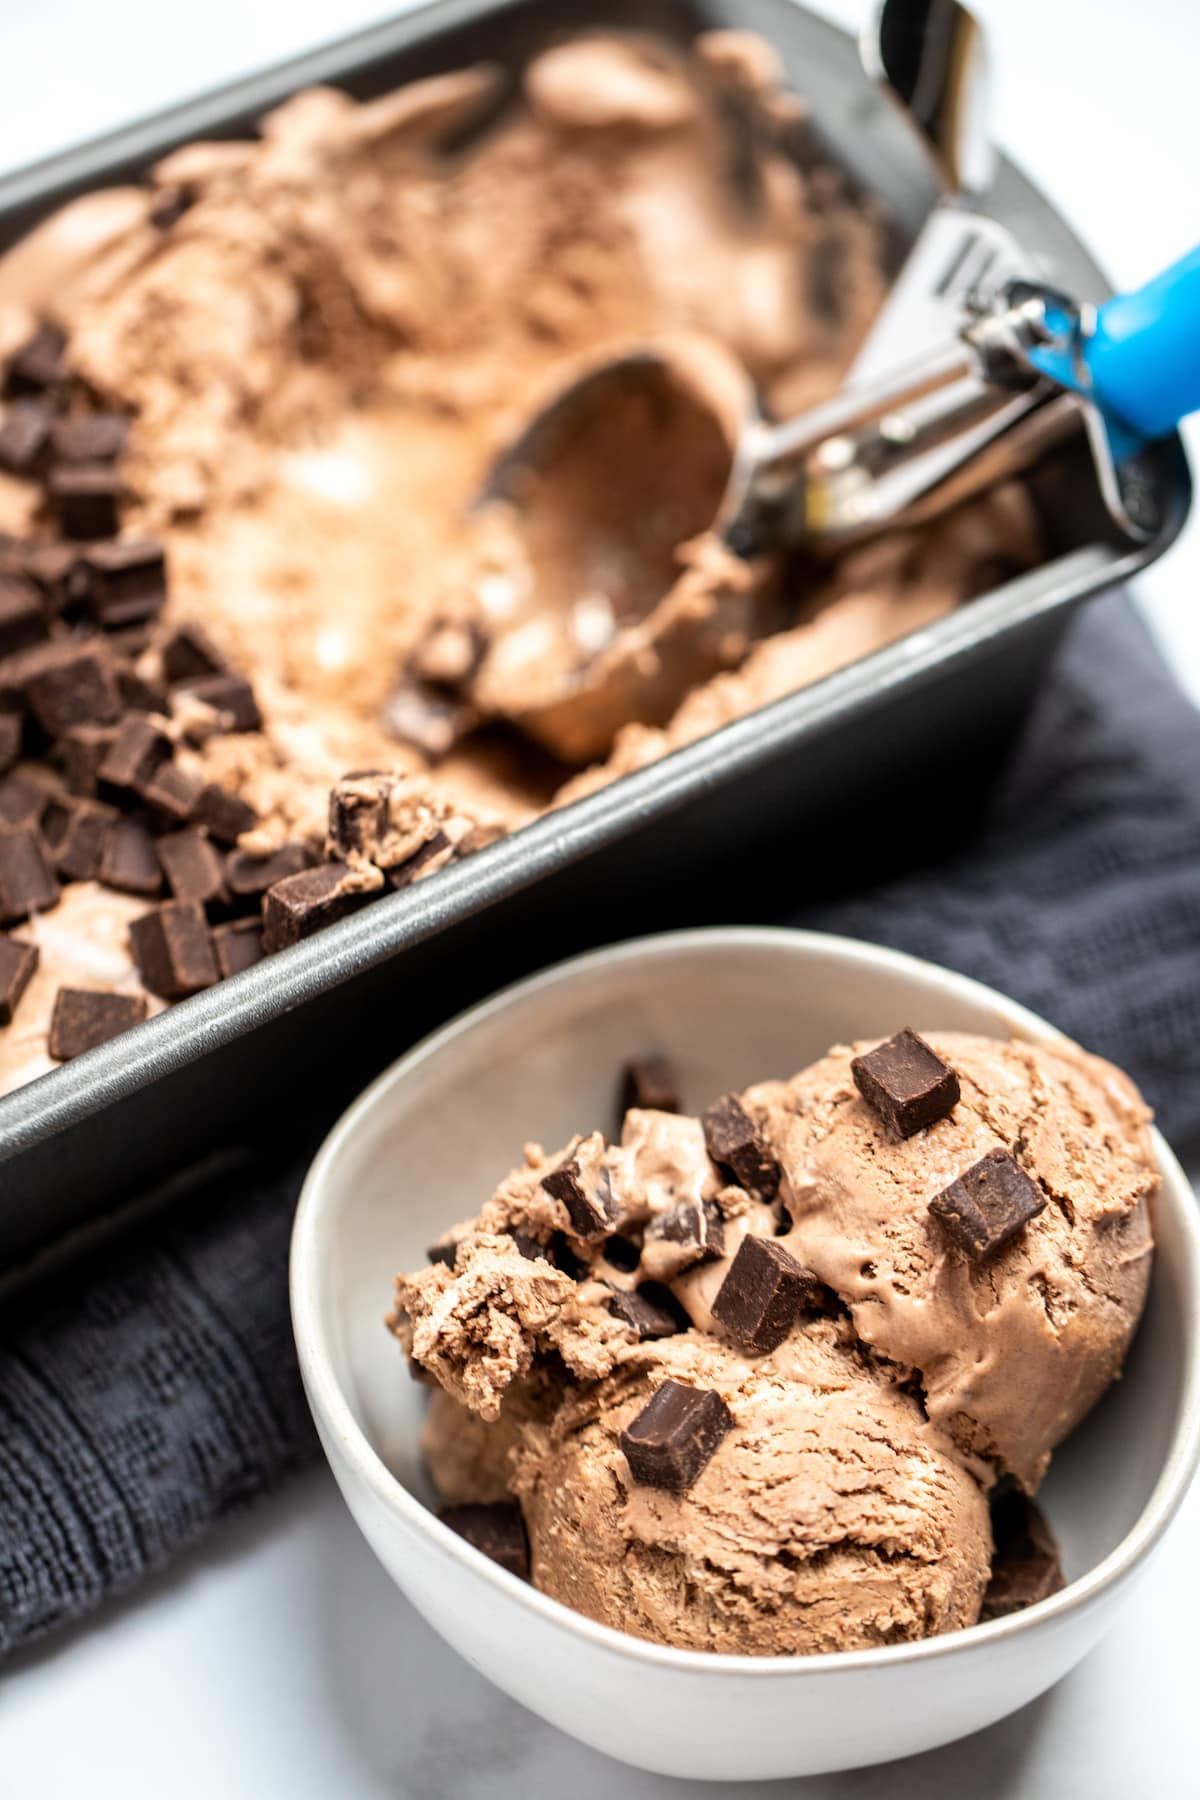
[1084,244,1200,442]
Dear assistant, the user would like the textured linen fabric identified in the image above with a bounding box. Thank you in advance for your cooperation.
[2,590,1198,1657]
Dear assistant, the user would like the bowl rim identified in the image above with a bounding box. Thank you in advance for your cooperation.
[291,924,1200,1679]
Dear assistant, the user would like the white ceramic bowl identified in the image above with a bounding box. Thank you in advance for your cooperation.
[291,928,1200,1782]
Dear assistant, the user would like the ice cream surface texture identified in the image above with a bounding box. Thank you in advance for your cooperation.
[393,1029,1155,1655]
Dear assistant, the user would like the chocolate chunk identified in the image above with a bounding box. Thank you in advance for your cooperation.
[157,829,227,906]
[0,576,48,658]
[99,818,162,897]
[211,917,265,980]
[50,413,130,465]
[606,1284,683,1341]
[547,1231,585,1280]
[980,1491,1065,1620]
[191,783,257,845]
[711,1235,823,1353]
[702,1094,780,1198]
[261,861,371,953]
[0,933,37,1023]
[59,723,117,796]
[387,828,455,889]
[177,673,261,733]
[644,1198,726,1272]
[80,539,167,628]
[0,403,52,475]
[0,828,59,922]
[0,771,49,831]
[148,185,195,230]
[851,1028,961,1138]
[620,1053,680,1116]
[50,463,122,540]
[161,622,227,683]
[426,1238,459,1268]
[98,712,171,793]
[0,712,20,772]
[141,760,203,825]
[42,795,117,881]
[24,642,123,734]
[225,840,316,896]
[601,1233,641,1273]
[436,1502,529,1579]
[327,774,392,859]
[928,1148,1046,1260]
[22,543,81,615]
[116,662,169,716]
[4,322,66,398]
[380,676,477,761]
[48,985,147,1060]
[620,1380,733,1491]
[129,900,218,996]
[501,1228,544,1263]
[540,1155,619,1242]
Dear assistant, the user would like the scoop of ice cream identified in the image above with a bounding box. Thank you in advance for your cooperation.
[513,1323,992,1655]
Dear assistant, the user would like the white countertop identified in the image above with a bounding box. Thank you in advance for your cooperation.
[3,3,1199,1795]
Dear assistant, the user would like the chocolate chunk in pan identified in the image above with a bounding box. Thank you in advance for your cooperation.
[436,1502,529,1579]
[0,771,49,831]
[48,985,148,1060]
[42,795,118,881]
[380,676,477,761]
[50,413,130,465]
[980,1490,1065,1620]
[506,1228,549,1262]
[157,829,227,907]
[620,1052,681,1116]
[225,840,316,897]
[50,463,122,540]
[161,622,227,684]
[129,900,218,997]
[540,1155,619,1242]
[261,861,373,953]
[22,543,82,617]
[387,828,455,889]
[0,828,59,922]
[80,539,167,628]
[116,662,169,716]
[176,673,261,734]
[426,1238,459,1268]
[606,1284,684,1341]
[644,1198,725,1273]
[0,576,48,658]
[23,642,123,734]
[4,322,66,399]
[0,933,38,1023]
[100,817,163,897]
[711,1235,823,1353]
[98,712,172,794]
[928,1148,1046,1260]
[851,1028,961,1138]
[59,723,118,797]
[601,1232,641,1273]
[702,1093,780,1197]
[0,403,52,475]
[0,713,21,772]
[191,782,258,845]
[620,1380,733,1491]
[141,760,203,825]
[327,774,392,858]
[211,917,265,980]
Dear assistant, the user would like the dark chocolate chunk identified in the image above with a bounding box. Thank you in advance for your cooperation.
[0,576,48,658]
[380,676,477,761]
[116,662,169,716]
[601,1233,641,1273]
[261,861,371,953]
[22,543,81,616]
[59,723,117,796]
[540,1155,620,1242]
[387,828,454,890]
[80,539,167,628]
[702,1094,780,1198]
[129,900,218,997]
[502,1228,545,1263]
[426,1238,459,1269]
[711,1235,823,1353]
[48,985,147,1060]
[0,712,20,772]
[177,673,261,733]
[0,403,52,475]
[211,917,265,980]
[0,771,49,831]
[928,1148,1046,1261]
[0,828,59,922]
[606,1285,682,1341]
[42,795,118,881]
[620,1053,680,1117]
[4,322,66,398]
[436,1502,529,1579]
[191,782,257,845]
[141,760,203,825]
[0,933,38,1023]
[225,840,316,896]
[327,774,392,859]
[980,1491,1065,1620]
[644,1198,726,1271]
[157,829,227,907]
[24,642,123,734]
[161,622,227,684]
[50,463,121,540]
[619,1380,733,1491]
[99,818,162,897]
[98,712,171,793]
[851,1028,961,1138]
[50,413,130,465]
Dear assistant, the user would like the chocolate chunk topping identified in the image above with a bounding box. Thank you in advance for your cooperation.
[540,1155,619,1242]
[24,642,123,734]
[4,322,66,398]
[129,900,218,997]
[426,1239,459,1269]
[436,1502,529,1579]
[380,676,477,761]
[177,673,261,733]
[0,771,49,831]
[191,782,257,844]
[980,1491,1065,1620]
[327,775,392,859]
[50,463,122,540]
[701,1093,780,1197]
[506,1228,548,1262]
[161,622,227,684]
[0,576,48,659]
[606,1284,684,1341]
[261,861,371,953]
[620,1053,680,1116]
[644,1198,726,1272]
[48,985,147,1060]
[601,1233,641,1273]
[43,795,117,881]
[157,829,227,907]
[211,918,265,980]
[851,1028,961,1138]
[59,724,117,796]
[0,933,38,1023]
[100,818,162,897]
[711,1235,823,1353]
[81,539,167,628]
[22,542,81,615]
[98,713,171,793]
[0,403,52,475]
[225,840,316,896]
[928,1148,1046,1260]
[116,662,169,715]
[51,413,130,465]
[0,828,59,922]
[141,760,203,825]
[620,1380,733,1491]
[387,828,455,889]
[0,713,21,772]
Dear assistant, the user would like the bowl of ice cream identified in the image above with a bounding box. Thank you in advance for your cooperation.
[290,927,1200,1780]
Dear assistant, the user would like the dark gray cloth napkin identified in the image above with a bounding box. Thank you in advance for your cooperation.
[3,590,1198,1659]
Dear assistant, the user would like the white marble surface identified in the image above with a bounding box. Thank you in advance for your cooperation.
[3,2,1200,1794]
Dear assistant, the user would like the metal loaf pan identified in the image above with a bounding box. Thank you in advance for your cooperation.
[0,0,1189,1270]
